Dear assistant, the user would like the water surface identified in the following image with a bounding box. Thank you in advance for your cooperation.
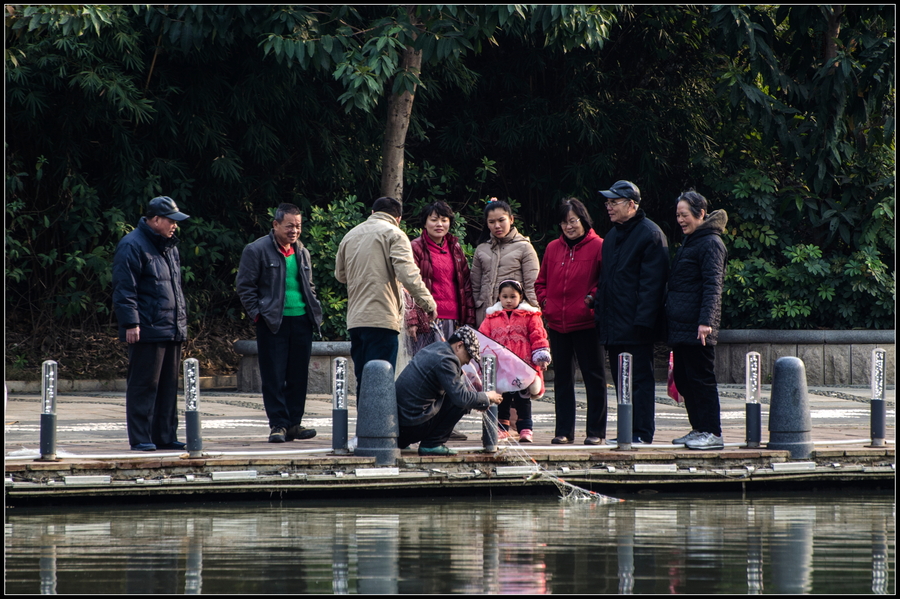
[5,492,894,594]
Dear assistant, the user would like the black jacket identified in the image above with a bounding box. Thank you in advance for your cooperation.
[593,210,669,345]
[112,217,187,343]
[235,230,323,335]
[665,210,728,346]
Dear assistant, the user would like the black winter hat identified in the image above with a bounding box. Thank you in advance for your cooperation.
[599,180,641,204]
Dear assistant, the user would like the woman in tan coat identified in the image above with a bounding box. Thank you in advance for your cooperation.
[470,199,540,327]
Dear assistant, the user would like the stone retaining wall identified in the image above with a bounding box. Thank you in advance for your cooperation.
[713,330,895,386]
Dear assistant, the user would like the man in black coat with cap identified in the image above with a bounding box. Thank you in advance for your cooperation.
[594,180,668,444]
[112,196,190,451]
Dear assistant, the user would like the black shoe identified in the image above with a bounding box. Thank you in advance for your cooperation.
[286,424,317,441]
[157,441,186,450]
[131,443,157,451]
[551,436,573,445]
[268,427,287,443]
[449,429,468,441]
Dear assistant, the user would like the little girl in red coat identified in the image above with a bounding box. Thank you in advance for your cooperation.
[478,280,551,442]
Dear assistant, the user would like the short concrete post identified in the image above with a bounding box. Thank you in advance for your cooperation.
[332,357,350,455]
[745,351,762,448]
[37,360,59,462]
[481,355,498,453]
[615,352,633,451]
[766,357,813,459]
[870,348,887,447]
[183,358,203,458]
[354,360,400,465]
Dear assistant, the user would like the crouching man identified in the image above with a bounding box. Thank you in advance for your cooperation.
[395,326,503,456]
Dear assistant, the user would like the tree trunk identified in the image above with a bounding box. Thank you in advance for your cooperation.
[380,45,422,202]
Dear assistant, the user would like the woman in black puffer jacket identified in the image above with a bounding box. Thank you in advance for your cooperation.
[666,191,728,450]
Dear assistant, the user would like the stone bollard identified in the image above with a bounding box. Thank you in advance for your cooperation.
[767,356,813,459]
[354,360,400,466]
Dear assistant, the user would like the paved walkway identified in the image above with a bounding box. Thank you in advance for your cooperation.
[4,383,894,458]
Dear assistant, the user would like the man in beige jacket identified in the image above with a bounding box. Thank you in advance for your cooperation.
[335,196,437,400]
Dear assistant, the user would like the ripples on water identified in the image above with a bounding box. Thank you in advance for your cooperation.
[5,492,894,594]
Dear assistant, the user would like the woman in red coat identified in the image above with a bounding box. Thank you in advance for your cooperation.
[535,198,608,445]
[406,201,476,352]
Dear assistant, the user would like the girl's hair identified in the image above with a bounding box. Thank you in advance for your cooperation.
[557,197,593,231]
[419,200,455,229]
[477,199,513,244]
[676,190,708,218]
[498,279,525,300]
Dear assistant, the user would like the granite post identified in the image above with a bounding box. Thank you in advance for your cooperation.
[354,360,399,465]
[767,356,813,459]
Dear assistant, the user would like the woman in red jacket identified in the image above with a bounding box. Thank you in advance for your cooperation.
[406,201,476,352]
[535,198,608,445]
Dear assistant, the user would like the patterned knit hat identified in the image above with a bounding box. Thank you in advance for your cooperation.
[453,325,481,365]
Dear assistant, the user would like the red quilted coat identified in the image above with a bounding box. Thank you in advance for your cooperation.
[478,301,550,394]
[535,229,603,333]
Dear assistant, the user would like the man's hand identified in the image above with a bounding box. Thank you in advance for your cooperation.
[428,309,439,322]
[409,325,418,342]
[126,326,140,344]
[486,390,503,404]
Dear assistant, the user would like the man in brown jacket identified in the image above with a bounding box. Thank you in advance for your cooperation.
[335,196,437,399]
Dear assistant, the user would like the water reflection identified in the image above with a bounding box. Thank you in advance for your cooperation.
[5,493,894,594]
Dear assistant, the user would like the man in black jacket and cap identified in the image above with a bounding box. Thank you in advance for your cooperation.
[112,196,190,451]
[594,180,669,444]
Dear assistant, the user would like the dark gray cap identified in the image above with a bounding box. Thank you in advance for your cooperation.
[453,325,481,365]
[599,180,641,204]
[148,196,190,221]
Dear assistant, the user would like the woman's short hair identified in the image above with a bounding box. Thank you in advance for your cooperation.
[419,201,456,229]
[557,197,593,230]
[677,190,708,218]
[372,196,403,218]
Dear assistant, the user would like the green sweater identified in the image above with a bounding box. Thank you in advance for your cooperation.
[283,253,307,316]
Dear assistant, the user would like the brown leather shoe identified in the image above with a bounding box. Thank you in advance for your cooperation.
[286,424,317,441]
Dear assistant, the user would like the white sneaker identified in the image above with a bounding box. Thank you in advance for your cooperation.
[685,432,724,450]
[672,430,701,445]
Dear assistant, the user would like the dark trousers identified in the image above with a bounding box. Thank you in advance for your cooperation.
[398,402,467,449]
[607,343,656,442]
[126,341,181,446]
[256,316,313,429]
[349,327,399,400]
[672,344,722,436]
[498,392,533,432]
[549,328,608,439]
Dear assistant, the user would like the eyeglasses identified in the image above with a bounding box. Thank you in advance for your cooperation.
[605,199,629,208]
[561,218,581,228]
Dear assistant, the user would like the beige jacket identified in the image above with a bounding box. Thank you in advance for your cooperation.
[470,226,540,326]
[335,212,436,332]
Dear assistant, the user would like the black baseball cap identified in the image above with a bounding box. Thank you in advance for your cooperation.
[148,196,190,221]
[599,180,641,204]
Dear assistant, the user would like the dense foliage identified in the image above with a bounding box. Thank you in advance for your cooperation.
[5,5,895,375]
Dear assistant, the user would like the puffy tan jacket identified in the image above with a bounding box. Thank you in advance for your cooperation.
[470,227,540,326]
[335,212,436,332]
[409,233,476,326]
[535,229,603,334]
[666,210,728,346]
